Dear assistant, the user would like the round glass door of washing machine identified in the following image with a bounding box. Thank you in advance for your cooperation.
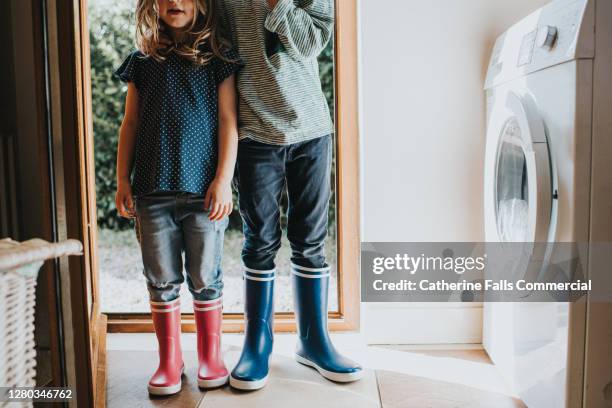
[493,91,552,243]
[496,118,530,241]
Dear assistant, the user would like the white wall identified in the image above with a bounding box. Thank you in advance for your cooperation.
[359,0,550,344]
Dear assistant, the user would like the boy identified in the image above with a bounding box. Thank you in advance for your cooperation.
[218,0,364,390]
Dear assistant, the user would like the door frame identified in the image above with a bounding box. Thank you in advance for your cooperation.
[44,0,106,405]
[82,0,361,334]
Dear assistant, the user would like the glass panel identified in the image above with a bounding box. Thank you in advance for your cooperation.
[496,117,529,242]
[90,1,338,314]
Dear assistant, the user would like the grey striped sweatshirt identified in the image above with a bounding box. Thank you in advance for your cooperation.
[218,0,334,145]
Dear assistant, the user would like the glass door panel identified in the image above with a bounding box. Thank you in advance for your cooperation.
[89,0,339,315]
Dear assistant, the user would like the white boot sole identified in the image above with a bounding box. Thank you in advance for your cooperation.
[229,374,269,390]
[295,354,364,383]
[198,374,229,389]
[148,367,184,395]
[148,381,182,396]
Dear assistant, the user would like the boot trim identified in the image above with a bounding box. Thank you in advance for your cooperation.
[151,305,181,313]
[244,274,275,281]
[244,267,276,281]
[292,270,330,279]
[291,263,331,273]
[194,303,223,312]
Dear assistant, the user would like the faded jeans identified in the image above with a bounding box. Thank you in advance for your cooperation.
[134,191,228,303]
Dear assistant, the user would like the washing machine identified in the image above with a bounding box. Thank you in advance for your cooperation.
[482,0,612,407]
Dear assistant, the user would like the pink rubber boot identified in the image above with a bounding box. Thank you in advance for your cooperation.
[194,297,229,388]
[148,298,184,395]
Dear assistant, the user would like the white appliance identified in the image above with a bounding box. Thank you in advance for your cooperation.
[483,0,612,407]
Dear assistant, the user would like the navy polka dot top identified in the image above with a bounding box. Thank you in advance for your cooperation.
[114,46,242,197]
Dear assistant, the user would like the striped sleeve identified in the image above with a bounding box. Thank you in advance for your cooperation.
[264,0,334,60]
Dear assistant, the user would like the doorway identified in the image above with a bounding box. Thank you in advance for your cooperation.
[81,0,360,333]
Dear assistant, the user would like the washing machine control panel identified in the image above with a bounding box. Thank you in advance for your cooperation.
[517,25,558,67]
[536,25,558,50]
[517,29,538,67]
[485,0,593,90]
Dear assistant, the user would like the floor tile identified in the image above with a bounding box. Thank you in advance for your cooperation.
[375,349,526,408]
[107,350,203,408]
[199,349,380,408]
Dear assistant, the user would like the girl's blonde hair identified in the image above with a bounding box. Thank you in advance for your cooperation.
[135,0,228,65]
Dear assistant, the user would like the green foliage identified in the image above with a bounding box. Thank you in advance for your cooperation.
[90,4,336,232]
[90,5,136,230]
[318,39,336,227]
[318,39,335,119]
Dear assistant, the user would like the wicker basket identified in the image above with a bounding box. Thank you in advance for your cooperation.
[0,238,82,407]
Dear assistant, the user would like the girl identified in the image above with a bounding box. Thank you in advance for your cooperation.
[114,0,241,395]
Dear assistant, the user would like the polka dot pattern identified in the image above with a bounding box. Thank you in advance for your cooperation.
[115,47,242,196]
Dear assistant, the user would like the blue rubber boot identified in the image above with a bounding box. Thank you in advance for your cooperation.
[230,267,275,390]
[292,264,364,382]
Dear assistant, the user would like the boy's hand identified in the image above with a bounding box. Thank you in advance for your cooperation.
[204,178,233,221]
[116,182,135,218]
[267,0,279,8]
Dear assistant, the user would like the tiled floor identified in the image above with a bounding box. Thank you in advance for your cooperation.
[200,349,380,408]
[107,350,203,407]
[106,334,525,408]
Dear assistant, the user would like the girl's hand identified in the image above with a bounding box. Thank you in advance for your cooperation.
[116,182,136,218]
[204,178,233,221]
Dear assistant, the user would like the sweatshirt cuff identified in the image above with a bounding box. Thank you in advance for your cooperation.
[264,0,295,33]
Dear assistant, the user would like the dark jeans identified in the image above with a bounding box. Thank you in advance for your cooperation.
[235,135,332,271]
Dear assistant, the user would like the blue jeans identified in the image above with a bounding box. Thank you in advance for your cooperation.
[134,192,228,302]
[235,135,332,271]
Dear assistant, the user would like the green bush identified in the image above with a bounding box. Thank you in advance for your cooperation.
[319,40,335,118]
[318,41,336,227]
[90,5,135,230]
[90,3,336,232]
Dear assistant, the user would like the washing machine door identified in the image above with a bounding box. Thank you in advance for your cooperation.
[485,91,552,242]
[483,89,557,406]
